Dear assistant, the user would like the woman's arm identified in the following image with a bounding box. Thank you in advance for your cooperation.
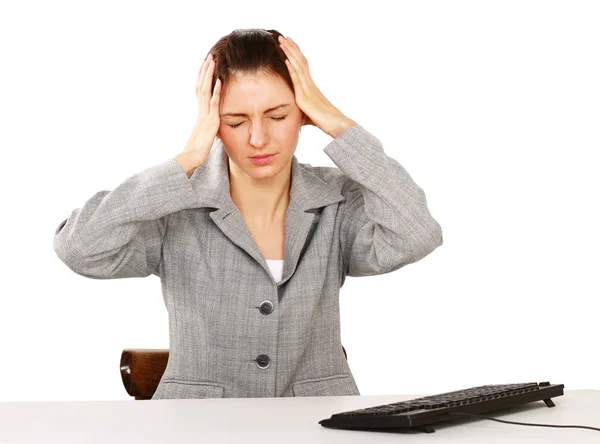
[324,125,443,277]
[53,159,198,279]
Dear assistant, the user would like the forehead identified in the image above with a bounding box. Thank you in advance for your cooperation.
[222,73,293,110]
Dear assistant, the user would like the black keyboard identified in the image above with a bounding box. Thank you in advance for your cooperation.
[319,382,565,433]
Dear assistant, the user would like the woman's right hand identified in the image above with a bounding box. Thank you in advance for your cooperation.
[175,53,222,176]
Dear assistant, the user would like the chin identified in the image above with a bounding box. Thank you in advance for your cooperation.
[246,163,282,178]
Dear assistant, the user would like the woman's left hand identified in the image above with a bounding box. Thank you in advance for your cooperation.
[278,35,358,138]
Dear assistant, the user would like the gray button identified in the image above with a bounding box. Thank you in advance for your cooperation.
[256,354,271,369]
[259,300,274,315]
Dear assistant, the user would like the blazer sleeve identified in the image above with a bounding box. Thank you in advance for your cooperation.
[323,125,443,277]
[53,159,198,279]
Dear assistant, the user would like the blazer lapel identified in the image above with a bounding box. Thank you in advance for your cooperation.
[186,138,345,284]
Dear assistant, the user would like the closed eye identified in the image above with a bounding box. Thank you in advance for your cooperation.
[227,116,287,129]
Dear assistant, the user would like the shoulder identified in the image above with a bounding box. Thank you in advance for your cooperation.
[298,162,359,197]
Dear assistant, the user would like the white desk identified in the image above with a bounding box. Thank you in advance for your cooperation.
[0,390,598,443]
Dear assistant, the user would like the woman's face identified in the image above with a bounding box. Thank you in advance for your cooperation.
[217,72,304,181]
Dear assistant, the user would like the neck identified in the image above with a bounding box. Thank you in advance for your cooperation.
[228,159,291,225]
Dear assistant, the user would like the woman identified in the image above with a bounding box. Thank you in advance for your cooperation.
[53,28,443,399]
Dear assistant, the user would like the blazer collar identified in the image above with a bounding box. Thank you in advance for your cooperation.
[187,138,345,212]
[185,138,345,286]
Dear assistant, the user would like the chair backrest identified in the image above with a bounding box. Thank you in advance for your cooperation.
[120,346,348,399]
[120,349,169,400]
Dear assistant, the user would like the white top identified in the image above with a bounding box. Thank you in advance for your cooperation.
[265,259,284,282]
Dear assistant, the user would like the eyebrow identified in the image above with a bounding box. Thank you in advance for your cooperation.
[221,103,291,118]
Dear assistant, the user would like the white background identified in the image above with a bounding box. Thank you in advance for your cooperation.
[0,0,598,402]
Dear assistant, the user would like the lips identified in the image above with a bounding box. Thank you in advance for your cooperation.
[250,154,275,158]
[249,153,276,165]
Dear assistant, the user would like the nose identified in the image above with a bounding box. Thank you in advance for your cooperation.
[249,120,268,148]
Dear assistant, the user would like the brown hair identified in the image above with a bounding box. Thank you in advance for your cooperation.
[205,28,294,99]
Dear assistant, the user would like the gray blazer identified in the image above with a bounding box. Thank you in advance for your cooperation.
[53,125,443,399]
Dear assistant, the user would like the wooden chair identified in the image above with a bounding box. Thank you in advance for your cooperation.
[120,346,348,399]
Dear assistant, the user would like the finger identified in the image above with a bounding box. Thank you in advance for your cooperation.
[285,58,307,98]
[283,49,310,95]
[198,54,210,81]
[210,78,221,110]
[198,54,212,95]
[196,60,208,95]
[283,37,308,65]
[199,54,209,76]
[201,58,216,99]
[200,54,213,88]
[280,42,310,88]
